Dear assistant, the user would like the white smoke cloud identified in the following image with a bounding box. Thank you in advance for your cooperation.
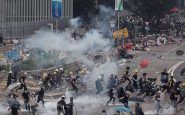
[70,17,82,28]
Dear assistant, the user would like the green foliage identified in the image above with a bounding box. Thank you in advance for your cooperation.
[73,0,97,18]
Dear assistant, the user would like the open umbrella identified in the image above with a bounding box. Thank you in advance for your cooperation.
[7,97,20,107]
[128,97,145,103]
[113,106,131,113]
[7,83,21,91]
[140,59,150,68]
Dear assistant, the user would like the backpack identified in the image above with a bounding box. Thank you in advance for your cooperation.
[57,102,64,111]
[161,75,168,83]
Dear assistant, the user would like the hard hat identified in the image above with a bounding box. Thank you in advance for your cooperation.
[24,72,27,75]
[59,67,63,71]
[134,69,138,73]
[61,95,65,99]
[54,72,57,75]
[55,69,59,72]
[69,72,73,75]
[9,71,12,73]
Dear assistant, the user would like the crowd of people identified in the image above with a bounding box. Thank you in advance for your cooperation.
[5,64,90,115]
[95,67,185,114]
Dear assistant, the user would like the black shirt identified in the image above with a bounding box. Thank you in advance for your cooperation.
[22,92,30,101]
[57,100,66,110]
[19,76,25,83]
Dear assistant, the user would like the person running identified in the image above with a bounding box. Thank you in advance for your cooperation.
[167,76,176,94]
[29,93,37,115]
[155,91,161,114]
[22,90,30,111]
[8,98,21,115]
[170,90,177,111]
[17,72,27,91]
[106,87,116,105]
[7,71,13,88]
[57,95,67,115]
[122,66,131,83]
[36,87,45,108]
[132,70,139,90]
[138,73,148,96]
[160,70,169,92]
[135,103,144,115]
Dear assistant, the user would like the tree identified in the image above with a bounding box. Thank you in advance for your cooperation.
[73,0,97,19]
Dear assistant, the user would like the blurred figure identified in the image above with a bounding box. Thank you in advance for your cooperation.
[36,87,45,108]
[106,87,116,105]
[138,73,148,96]
[102,110,107,115]
[8,97,21,115]
[132,70,138,90]
[95,77,103,94]
[29,93,37,115]
[22,90,30,111]
[57,95,67,115]
[167,76,176,93]
[160,69,169,92]
[155,91,161,114]
[7,71,13,88]
[17,72,27,91]
[170,90,177,111]
[135,103,144,115]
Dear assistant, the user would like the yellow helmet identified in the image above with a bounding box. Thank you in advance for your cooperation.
[134,69,138,73]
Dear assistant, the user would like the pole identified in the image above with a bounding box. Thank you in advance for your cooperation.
[56,19,58,32]
[56,1,59,32]
[70,97,73,115]
[118,11,120,30]
[179,0,181,18]
[96,0,98,28]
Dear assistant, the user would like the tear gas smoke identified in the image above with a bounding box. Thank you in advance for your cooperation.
[24,5,118,115]
[70,17,82,28]
[144,105,175,115]
[92,5,115,37]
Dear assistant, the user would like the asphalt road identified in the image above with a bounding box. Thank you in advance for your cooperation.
[1,42,185,115]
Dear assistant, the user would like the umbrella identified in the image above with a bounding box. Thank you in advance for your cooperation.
[176,50,184,56]
[113,106,131,113]
[128,97,145,103]
[7,83,21,91]
[7,97,20,107]
[140,59,150,68]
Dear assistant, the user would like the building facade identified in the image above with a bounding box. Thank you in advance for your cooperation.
[0,0,73,39]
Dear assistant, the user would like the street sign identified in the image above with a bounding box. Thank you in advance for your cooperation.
[5,51,20,60]
[112,28,129,39]
[123,28,129,38]
[52,0,62,18]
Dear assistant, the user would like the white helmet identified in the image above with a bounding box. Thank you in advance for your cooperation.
[24,72,27,75]
[9,71,12,73]
[61,95,65,99]
[59,67,63,71]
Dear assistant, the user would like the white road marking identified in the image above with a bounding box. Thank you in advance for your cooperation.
[168,61,184,76]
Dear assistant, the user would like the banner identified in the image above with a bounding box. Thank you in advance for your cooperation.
[112,28,129,39]
[115,0,123,11]
[52,0,62,18]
